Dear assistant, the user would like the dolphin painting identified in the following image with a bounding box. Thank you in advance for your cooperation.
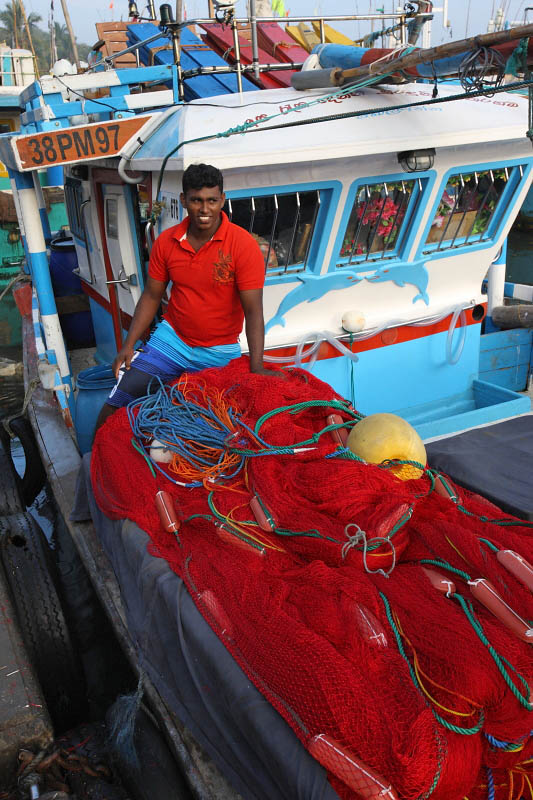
[366,261,430,305]
[265,271,362,332]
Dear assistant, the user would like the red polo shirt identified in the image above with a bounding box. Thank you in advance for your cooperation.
[148,212,265,348]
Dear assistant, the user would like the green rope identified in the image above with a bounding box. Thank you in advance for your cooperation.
[183,513,213,523]
[419,558,471,582]
[221,400,362,456]
[206,492,266,553]
[254,399,359,436]
[380,592,484,736]
[416,559,532,711]
[379,458,426,473]
[131,437,156,479]
[454,593,533,711]
[479,538,499,554]
[505,37,529,78]
[456,503,533,529]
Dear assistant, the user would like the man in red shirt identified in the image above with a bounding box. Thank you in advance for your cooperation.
[97,163,273,426]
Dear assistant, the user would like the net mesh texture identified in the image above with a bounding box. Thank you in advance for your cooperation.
[92,358,533,800]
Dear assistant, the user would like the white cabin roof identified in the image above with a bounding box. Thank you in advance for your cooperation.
[131,82,530,172]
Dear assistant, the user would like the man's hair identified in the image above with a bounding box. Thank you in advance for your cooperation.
[182,163,223,194]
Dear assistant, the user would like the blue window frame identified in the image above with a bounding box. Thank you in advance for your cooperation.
[224,182,339,281]
[422,165,526,255]
[335,176,427,269]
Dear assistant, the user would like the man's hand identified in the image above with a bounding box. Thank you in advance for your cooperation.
[112,345,135,379]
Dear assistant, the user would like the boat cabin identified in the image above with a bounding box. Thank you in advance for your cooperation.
[0,56,532,439]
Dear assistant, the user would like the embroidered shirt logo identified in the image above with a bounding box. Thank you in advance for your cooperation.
[213,250,234,284]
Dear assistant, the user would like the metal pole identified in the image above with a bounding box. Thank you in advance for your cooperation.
[249,0,260,81]
[18,0,39,78]
[148,0,156,19]
[171,28,184,100]
[231,15,243,96]
[59,0,80,70]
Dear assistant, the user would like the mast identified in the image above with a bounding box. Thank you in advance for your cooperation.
[18,0,39,78]
[13,1,19,49]
[59,0,80,70]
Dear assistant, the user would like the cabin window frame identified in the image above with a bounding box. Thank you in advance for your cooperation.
[419,159,531,259]
[224,180,342,285]
[64,177,85,241]
[331,170,435,272]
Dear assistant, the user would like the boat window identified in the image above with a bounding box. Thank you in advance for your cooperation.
[224,190,321,276]
[423,168,513,253]
[336,179,420,267]
[105,198,119,239]
[64,178,84,239]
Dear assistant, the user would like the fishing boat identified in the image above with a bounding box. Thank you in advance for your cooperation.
[2,5,533,799]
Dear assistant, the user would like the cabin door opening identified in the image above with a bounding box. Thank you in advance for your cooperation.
[102,185,142,321]
[93,169,145,349]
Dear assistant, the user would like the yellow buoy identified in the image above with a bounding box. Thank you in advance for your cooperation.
[347,413,426,480]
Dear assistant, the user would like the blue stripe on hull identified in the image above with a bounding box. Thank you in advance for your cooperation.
[307,325,530,438]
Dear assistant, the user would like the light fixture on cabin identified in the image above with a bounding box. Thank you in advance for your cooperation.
[397,148,436,173]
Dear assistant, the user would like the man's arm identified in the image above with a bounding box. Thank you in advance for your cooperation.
[239,288,278,376]
[112,277,167,378]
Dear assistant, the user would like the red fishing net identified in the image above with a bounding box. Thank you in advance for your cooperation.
[92,357,533,800]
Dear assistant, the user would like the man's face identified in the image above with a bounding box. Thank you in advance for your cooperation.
[180,185,226,234]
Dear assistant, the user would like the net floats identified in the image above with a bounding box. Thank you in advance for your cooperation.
[155,490,180,534]
[309,734,398,799]
[496,549,533,592]
[346,413,426,480]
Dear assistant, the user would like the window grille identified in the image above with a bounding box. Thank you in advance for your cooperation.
[423,167,518,253]
[336,179,420,267]
[225,189,321,276]
[64,179,84,239]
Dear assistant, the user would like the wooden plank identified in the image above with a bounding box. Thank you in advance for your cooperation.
[127,22,256,97]
[95,21,138,66]
[201,23,292,88]
[311,21,355,47]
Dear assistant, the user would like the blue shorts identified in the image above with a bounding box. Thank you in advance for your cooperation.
[106,320,241,408]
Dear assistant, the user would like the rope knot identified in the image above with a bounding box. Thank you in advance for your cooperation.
[342,522,397,577]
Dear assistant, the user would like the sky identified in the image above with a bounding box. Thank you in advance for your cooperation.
[13,0,533,53]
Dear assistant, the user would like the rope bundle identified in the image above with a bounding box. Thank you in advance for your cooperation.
[127,374,244,487]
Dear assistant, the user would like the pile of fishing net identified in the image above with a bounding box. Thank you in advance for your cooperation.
[92,357,533,800]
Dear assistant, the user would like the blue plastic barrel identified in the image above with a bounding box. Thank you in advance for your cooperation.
[75,364,116,454]
[50,234,95,347]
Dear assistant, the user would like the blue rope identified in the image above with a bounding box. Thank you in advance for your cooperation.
[486,766,495,800]
[485,730,533,751]
[127,381,245,484]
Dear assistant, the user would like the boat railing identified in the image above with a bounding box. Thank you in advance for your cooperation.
[93,6,433,99]
[16,5,434,130]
